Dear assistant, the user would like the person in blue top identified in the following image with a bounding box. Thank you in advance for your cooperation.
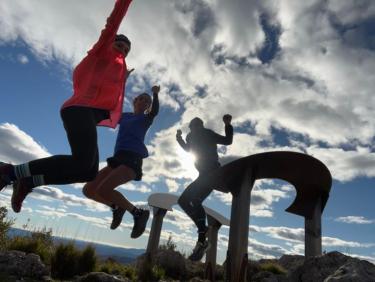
[83,85,160,238]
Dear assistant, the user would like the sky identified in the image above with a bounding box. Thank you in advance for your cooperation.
[0,0,374,264]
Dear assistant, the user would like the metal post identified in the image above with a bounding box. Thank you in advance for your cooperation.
[146,207,167,255]
[226,168,253,282]
[305,196,322,257]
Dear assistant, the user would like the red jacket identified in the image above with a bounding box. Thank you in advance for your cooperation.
[61,0,132,128]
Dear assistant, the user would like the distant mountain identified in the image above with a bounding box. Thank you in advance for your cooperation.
[7,227,145,264]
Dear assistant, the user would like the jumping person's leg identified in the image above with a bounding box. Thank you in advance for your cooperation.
[178,172,215,261]
[95,165,136,211]
[92,165,149,237]
[83,166,114,206]
[29,106,100,184]
[178,176,213,238]
[83,165,132,230]
[2,106,100,189]
[10,107,102,213]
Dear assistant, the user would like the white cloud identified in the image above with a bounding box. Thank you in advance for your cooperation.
[251,224,375,250]
[17,54,29,64]
[307,146,375,182]
[212,183,290,218]
[165,178,180,193]
[335,216,374,225]
[118,182,152,194]
[163,208,195,232]
[32,185,109,212]
[0,123,50,163]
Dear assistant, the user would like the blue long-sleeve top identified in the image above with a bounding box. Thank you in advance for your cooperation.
[114,93,159,158]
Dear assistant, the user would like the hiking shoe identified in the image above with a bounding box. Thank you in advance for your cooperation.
[110,206,126,230]
[0,162,13,191]
[188,240,210,261]
[131,209,150,238]
[11,179,32,213]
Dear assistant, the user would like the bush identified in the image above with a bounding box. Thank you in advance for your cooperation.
[159,234,176,251]
[51,242,80,279]
[97,258,137,281]
[137,253,165,282]
[259,262,287,275]
[78,244,97,274]
[0,207,14,250]
[51,242,100,280]
[7,227,54,264]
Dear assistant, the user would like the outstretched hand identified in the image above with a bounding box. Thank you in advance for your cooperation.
[223,114,232,125]
[152,85,160,94]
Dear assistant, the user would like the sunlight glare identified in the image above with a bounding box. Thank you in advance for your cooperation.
[177,147,198,180]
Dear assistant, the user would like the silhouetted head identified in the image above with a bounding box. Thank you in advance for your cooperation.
[133,93,152,114]
[113,34,131,57]
[189,117,204,132]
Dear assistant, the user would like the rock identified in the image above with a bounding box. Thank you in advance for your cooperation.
[277,254,304,274]
[74,271,130,282]
[0,250,49,280]
[324,259,375,282]
[289,251,360,282]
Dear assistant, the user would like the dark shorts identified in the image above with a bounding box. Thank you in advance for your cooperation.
[107,150,143,181]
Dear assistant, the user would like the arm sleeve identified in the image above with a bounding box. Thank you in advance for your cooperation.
[210,124,233,145]
[147,93,159,120]
[90,0,133,54]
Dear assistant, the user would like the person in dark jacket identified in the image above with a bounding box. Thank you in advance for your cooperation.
[176,114,233,261]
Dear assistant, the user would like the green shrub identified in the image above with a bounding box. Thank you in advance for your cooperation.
[7,227,54,264]
[259,262,287,275]
[97,258,137,280]
[78,244,97,274]
[151,265,165,280]
[159,234,176,251]
[51,242,101,280]
[137,253,166,282]
[0,207,14,250]
[51,242,80,279]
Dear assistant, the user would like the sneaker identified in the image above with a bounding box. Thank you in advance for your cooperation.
[110,206,126,230]
[188,240,210,261]
[0,162,13,191]
[11,179,32,213]
[130,209,150,238]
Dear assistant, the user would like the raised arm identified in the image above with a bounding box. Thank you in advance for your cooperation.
[210,114,233,145]
[90,0,133,54]
[148,85,160,119]
[176,130,190,152]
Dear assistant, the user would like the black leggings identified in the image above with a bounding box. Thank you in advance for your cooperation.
[28,106,108,185]
[178,165,220,232]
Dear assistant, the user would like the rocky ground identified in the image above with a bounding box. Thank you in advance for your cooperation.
[0,250,374,281]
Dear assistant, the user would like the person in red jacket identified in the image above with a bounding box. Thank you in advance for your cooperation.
[0,0,134,213]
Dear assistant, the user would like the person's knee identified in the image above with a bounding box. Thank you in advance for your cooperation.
[82,185,94,199]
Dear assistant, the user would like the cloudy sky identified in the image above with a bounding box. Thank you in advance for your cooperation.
[0,0,374,264]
